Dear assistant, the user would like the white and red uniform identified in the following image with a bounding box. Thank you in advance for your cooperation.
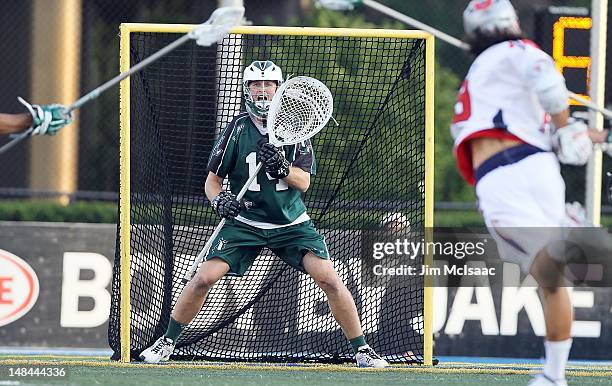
[450,40,567,272]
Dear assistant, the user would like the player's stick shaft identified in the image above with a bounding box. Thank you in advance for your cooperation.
[0,36,190,155]
[568,92,612,121]
[70,6,243,112]
[0,6,243,157]
[0,127,34,155]
[0,34,193,155]
[359,0,612,121]
[183,162,264,283]
[362,0,470,51]
[68,35,191,112]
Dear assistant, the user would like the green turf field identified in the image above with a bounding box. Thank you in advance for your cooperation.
[1,356,611,386]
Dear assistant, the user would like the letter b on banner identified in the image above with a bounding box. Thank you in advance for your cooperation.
[61,252,112,328]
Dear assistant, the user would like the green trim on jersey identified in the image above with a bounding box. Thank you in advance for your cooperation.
[207,113,316,225]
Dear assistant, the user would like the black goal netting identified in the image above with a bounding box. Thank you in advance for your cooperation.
[109,28,428,364]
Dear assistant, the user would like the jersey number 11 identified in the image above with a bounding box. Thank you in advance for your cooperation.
[245,152,289,192]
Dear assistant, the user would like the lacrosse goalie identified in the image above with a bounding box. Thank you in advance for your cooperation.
[451,1,612,385]
[139,60,388,368]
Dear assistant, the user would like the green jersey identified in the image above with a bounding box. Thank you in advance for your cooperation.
[207,113,316,226]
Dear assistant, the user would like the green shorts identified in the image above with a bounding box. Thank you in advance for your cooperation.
[204,219,330,276]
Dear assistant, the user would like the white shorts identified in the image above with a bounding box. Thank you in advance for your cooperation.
[475,152,566,272]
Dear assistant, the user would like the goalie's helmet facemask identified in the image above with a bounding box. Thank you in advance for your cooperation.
[463,0,523,56]
[243,60,283,123]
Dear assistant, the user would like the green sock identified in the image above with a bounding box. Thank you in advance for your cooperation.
[350,335,367,354]
[164,317,186,343]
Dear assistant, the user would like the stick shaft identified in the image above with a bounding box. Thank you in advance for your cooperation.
[68,35,191,112]
[0,127,34,155]
[362,0,470,51]
[569,91,612,121]
[182,162,263,282]
[67,6,246,113]
[236,162,263,200]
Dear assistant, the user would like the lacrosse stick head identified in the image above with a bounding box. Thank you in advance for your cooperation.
[315,0,363,11]
[267,76,334,146]
[189,6,244,47]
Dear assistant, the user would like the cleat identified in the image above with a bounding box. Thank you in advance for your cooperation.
[355,345,389,368]
[527,374,568,386]
[138,336,175,363]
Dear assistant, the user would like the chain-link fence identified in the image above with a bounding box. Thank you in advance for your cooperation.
[0,0,610,214]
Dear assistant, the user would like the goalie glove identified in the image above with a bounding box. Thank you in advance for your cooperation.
[561,201,592,227]
[17,97,72,136]
[553,119,593,165]
[211,191,250,219]
[257,142,290,179]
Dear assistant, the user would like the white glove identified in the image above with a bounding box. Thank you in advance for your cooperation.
[561,201,592,227]
[553,120,593,165]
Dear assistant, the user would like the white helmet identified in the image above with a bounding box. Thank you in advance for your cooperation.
[463,0,521,38]
[243,60,283,120]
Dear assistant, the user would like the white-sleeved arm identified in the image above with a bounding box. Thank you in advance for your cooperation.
[521,48,569,114]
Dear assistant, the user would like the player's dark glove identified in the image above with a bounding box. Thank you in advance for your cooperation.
[257,142,290,179]
[211,191,249,219]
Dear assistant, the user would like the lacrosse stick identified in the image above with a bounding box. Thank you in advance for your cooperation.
[183,76,334,282]
[0,6,244,155]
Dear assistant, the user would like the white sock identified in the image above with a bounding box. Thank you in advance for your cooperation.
[543,339,572,380]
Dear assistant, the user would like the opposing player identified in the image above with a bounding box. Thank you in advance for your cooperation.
[452,1,611,385]
[139,60,388,368]
[0,97,71,136]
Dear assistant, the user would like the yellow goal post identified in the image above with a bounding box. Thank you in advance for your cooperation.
[117,24,434,365]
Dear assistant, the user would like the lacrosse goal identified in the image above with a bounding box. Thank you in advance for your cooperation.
[110,24,434,365]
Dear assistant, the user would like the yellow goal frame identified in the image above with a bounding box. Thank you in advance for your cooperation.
[118,24,434,365]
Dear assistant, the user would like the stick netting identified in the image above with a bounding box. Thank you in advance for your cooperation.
[110,28,428,364]
[269,76,333,145]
